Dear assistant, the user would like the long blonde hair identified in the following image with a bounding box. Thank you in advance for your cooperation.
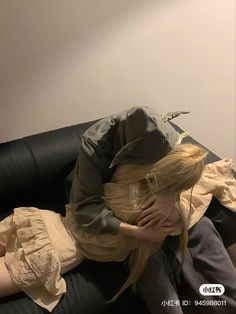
[146,143,207,194]
[113,143,207,192]
[109,143,207,301]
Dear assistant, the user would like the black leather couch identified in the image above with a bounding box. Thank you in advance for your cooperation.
[0,118,234,314]
[0,119,150,314]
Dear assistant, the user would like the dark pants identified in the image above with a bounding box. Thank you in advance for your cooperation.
[138,217,236,314]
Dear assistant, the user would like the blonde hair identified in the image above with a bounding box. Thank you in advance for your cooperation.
[113,143,207,192]
[109,143,208,302]
[146,143,207,195]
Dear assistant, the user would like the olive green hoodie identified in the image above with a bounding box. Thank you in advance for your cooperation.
[69,106,183,234]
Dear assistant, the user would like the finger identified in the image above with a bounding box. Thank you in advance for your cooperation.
[137,206,159,221]
[139,215,159,228]
[142,217,160,229]
[160,222,174,228]
[138,212,158,227]
[145,215,167,227]
[141,195,157,209]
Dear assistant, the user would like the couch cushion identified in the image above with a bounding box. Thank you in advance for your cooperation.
[0,260,149,314]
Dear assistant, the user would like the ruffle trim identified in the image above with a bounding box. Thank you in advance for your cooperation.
[9,207,66,296]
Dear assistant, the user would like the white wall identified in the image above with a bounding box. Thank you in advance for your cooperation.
[0,0,235,164]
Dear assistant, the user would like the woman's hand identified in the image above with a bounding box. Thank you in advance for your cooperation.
[137,193,178,228]
[119,221,174,244]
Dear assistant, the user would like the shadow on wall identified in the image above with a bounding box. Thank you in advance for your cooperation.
[0,0,175,83]
[0,0,178,142]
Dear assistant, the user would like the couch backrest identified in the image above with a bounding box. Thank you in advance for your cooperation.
[0,120,97,217]
[0,119,221,219]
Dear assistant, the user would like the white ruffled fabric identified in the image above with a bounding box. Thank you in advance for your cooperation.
[1,207,83,312]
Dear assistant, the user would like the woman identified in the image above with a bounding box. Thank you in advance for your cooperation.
[0,142,236,313]
[68,106,236,313]
[138,157,236,314]
[0,145,202,306]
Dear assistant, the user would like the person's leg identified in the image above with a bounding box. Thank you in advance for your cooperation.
[0,215,23,297]
[176,217,236,314]
[138,247,184,314]
[138,216,236,314]
[0,243,5,257]
[0,257,21,297]
[0,215,14,257]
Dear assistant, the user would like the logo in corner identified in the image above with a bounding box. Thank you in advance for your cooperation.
[199,284,225,296]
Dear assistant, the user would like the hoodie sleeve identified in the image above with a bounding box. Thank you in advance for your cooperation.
[69,115,122,235]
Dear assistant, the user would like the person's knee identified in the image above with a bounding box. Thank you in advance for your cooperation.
[190,216,215,236]
[188,217,220,249]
